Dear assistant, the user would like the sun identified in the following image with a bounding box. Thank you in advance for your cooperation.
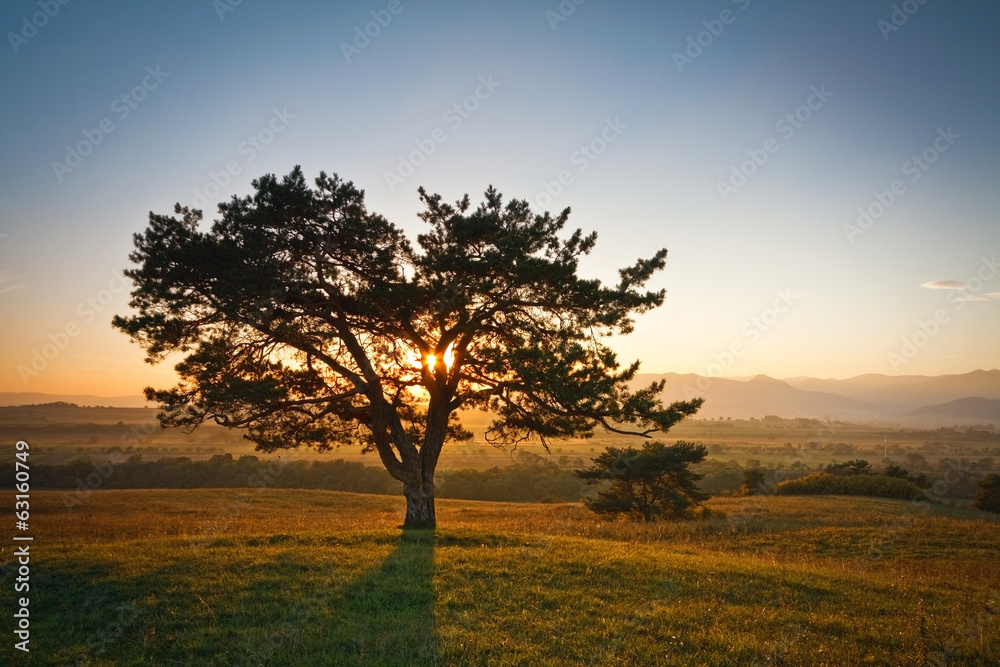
[426,344,456,371]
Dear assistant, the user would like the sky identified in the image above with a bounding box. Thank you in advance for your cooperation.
[1,0,998,397]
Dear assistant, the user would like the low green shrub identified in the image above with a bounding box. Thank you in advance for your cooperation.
[776,472,924,500]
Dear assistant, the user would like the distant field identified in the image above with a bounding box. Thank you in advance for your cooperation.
[3,404,999,474]
[4,489,999,665]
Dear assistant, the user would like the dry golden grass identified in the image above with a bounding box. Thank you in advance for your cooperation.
[6,489,1000,665]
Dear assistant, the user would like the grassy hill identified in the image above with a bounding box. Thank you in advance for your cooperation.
[6,490,999,665]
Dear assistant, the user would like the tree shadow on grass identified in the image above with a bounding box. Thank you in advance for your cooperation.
[322,529,438,667]
[37,531,439,666]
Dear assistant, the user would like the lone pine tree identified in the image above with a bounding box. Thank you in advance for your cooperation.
[577,441,709,521]
[113,166,701,528]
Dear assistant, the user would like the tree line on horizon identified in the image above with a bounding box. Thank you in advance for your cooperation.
[8,449,998,517]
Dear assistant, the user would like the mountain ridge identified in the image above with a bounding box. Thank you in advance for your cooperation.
[0,392,152,408]
[4,369,999,425]
[634,369,1000,423]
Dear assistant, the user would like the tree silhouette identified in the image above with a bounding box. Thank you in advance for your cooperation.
[739,466,767,496]
[576,441,708,521]
[826,459,872,476]
[113,167,701,528]
[973,473,1000,513]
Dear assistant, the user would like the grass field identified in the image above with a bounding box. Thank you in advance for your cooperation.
[4,489,999,665]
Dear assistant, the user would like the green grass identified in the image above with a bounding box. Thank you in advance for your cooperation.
[4,490,1000,665]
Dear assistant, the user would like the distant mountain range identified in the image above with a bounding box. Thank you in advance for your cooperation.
[633,369,1000,424]
[0,392,152,408]
[4,369,999,425]
[908,397,1000,423]
[782,369,1000,412]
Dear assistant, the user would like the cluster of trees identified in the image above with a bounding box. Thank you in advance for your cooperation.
[770,458,1000,507]
[437,465,588,503]
[3,455,399,495]
[10,448,1000,518]
[0,422,138,437]
[914,426,1000,442]
[826,458,911,479]
[3,441,714,516]
[0,454,589,503]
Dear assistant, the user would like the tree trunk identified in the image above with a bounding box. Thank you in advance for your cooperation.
[402,478,436,529]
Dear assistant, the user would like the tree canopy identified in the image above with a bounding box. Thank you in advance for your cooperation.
[113,166,701,527]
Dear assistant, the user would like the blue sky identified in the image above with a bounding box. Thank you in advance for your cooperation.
[1,0,998,395]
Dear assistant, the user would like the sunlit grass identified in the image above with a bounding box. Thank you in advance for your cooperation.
[6,490,999,665]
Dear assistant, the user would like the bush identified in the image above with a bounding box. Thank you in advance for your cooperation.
[826,459,872,475]
[883,464,909,479]
[776,473,924,500]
